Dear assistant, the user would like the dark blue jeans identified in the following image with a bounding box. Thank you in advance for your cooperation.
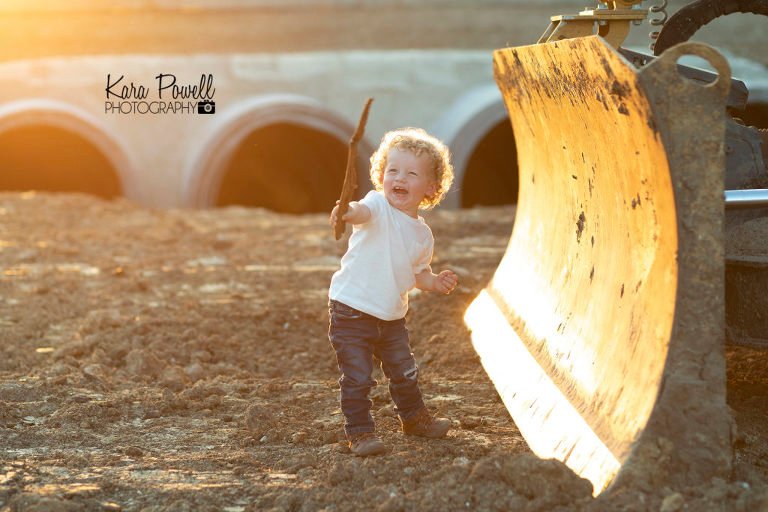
[328,300,426,436]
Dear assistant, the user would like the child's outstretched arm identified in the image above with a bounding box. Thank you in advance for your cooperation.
[415,269,458,295]
[330,201,371,227]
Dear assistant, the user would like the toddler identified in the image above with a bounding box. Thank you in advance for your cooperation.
[328,127,458,456]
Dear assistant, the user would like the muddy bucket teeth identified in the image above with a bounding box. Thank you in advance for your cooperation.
[465,36,733,494]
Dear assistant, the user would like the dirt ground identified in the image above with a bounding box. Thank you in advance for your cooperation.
[0,192,767,511]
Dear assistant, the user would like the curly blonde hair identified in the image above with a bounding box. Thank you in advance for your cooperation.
[369,127,454,210]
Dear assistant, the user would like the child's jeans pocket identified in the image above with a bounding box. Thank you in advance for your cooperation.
[329,300,363,320]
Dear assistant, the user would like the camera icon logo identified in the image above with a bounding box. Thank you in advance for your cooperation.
[197,100,216,114]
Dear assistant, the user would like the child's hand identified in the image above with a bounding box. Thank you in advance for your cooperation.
[329,200,341,227]
[434,270,458,295]
[330,201,371,227]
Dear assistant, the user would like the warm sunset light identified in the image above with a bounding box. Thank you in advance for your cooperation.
[1,1,765,510]
[464,290,621,494]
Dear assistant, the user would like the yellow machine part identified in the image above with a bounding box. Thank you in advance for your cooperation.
[465,37,733,494]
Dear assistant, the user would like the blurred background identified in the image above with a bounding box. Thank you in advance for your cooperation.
[0,0,766,213]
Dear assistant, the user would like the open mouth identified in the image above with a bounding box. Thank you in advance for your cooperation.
[393,186,408,196]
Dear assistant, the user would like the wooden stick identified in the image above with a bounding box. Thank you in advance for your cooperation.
[334,97,374,240]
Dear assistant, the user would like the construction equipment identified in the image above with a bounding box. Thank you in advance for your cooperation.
[465,0,767,495]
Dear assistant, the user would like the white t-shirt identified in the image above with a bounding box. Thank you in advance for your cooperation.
[329,190,434,321]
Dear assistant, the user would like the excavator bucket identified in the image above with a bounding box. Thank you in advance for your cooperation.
[464,36,733,494]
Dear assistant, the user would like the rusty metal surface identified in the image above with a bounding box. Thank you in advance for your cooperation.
[538,2,646,48]
[618,47,749,110]
[466,36,732,494]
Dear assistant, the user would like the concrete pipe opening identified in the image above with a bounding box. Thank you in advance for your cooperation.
[216,122,348,214]
[460,120,518,208]
[0,124,122,198]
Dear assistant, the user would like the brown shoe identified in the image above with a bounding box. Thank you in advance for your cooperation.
[400,408,451,438]
[348,432,387,456]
